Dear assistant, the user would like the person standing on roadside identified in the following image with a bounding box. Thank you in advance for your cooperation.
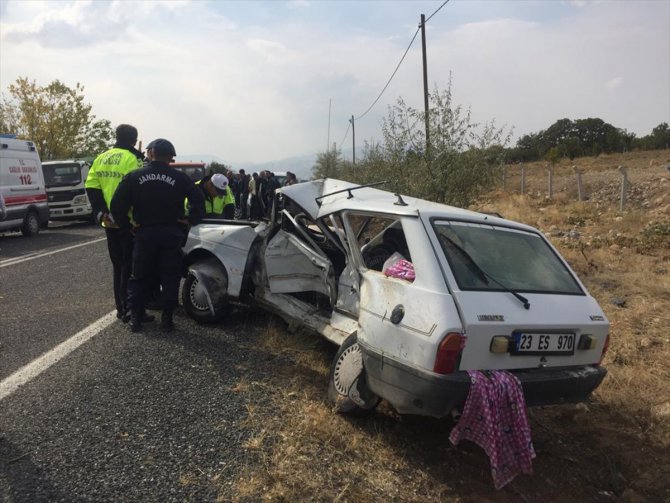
[187,173,232,219]
[283,171,298,186]
[238,169,249,219]
[248,172,260,219]
[264,171,281,218]
[110,138,205,332]
[85,124,151,322]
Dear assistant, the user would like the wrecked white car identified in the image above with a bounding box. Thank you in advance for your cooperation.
[181,178,609,416]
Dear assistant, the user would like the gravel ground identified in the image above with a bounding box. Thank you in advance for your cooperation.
[1,306,278,503]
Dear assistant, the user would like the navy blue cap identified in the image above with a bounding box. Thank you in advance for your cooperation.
[146,138,176,156]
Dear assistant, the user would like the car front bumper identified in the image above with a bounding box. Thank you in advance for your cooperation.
[359,342,607,418]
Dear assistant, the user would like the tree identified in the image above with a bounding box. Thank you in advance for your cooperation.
[312,148,347,179]
[0,77,114,160]
[350,81,511,207]
[649,122,670,149]
[209,161,231,174]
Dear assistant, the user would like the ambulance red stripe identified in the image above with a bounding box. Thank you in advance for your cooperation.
[4,193,48,206]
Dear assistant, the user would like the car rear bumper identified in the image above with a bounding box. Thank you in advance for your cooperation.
[360,342,607,418]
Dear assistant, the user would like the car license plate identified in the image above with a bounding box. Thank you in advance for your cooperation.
[512,331,576,355]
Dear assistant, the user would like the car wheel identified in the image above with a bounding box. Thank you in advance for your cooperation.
[21,211,40,237]
[328,333,380,416]
[181,269,229,323]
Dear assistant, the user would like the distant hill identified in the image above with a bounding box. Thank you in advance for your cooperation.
[175,148,366,181]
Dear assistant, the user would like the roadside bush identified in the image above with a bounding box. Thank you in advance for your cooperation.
[636,221,670,254]
[323,80,511,208]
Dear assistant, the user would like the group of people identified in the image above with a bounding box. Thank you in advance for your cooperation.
[225,169,298,220]
[85,124,205,333]
[86,123,301,333]
[186,169,299,222]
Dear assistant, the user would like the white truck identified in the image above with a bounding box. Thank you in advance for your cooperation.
[0,136,49,236]
[181,178,609,416]
[41,160,93,222]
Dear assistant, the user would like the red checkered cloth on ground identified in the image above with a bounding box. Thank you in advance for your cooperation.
[449,370,536,489]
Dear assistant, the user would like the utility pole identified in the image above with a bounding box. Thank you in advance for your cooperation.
[351,115,356,165]
[420,13,430,156]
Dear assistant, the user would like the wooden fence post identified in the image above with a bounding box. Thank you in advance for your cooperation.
[618,165,628,211]
[547,163,553,199]
[520,164,525,195]
[573,165,584,202]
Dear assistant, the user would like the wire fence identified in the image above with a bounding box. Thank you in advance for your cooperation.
[499,161,670,211]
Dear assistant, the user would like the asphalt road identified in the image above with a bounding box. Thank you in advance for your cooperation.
[0,222,268,502]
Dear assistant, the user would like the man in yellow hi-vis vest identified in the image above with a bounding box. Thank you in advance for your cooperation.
[85,124,150,322]
[188,173,235,219]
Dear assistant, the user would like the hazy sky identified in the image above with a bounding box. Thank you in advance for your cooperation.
[1,0,668,164]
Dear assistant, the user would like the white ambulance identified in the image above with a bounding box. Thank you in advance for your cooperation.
[0,136,49,236]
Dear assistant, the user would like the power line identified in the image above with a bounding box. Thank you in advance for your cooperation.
[340,0,451,154]
[354,26,421,121]
[425,0,450,24]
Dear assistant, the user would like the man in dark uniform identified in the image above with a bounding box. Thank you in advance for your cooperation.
[110,138,205,332]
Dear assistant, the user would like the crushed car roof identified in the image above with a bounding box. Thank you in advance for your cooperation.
[279,178,526,230]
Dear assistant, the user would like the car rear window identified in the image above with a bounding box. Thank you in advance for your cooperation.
[433,220,583,294]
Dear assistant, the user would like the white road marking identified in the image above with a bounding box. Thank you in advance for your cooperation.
[0,237,106,268]
[0,310,117,401]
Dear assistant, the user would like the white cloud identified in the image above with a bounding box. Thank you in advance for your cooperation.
[0,0,668,163]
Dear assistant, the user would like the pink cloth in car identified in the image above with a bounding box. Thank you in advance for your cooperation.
[383,259,416,281]
[449,370,535,489]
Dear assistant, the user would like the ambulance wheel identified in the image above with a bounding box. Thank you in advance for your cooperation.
[21,211,40,237]
[181,270,229,324]
[328,334,380,416]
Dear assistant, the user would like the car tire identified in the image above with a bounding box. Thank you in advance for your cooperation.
[181,268,229,324]
[328,333,380,416]
[21,211,40,237]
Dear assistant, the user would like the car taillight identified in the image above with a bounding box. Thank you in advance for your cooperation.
[434,332,465,375]
[598,333,610,366]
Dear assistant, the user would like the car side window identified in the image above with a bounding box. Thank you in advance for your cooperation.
[344,213,412,272]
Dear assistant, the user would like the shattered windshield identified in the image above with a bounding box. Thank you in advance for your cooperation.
[42,163,82,187]
[433,220,583,294]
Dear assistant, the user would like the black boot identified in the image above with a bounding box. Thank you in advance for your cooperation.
[130,310,142,333]
[160,309,174,332]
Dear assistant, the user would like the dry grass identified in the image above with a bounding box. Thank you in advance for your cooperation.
[221,150,670,502]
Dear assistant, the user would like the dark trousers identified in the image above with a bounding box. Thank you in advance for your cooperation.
[105,227,134,314]
[127,226,185,313]
[223,204,235,220]
[249,195,262,219]
[239,193,248,219]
